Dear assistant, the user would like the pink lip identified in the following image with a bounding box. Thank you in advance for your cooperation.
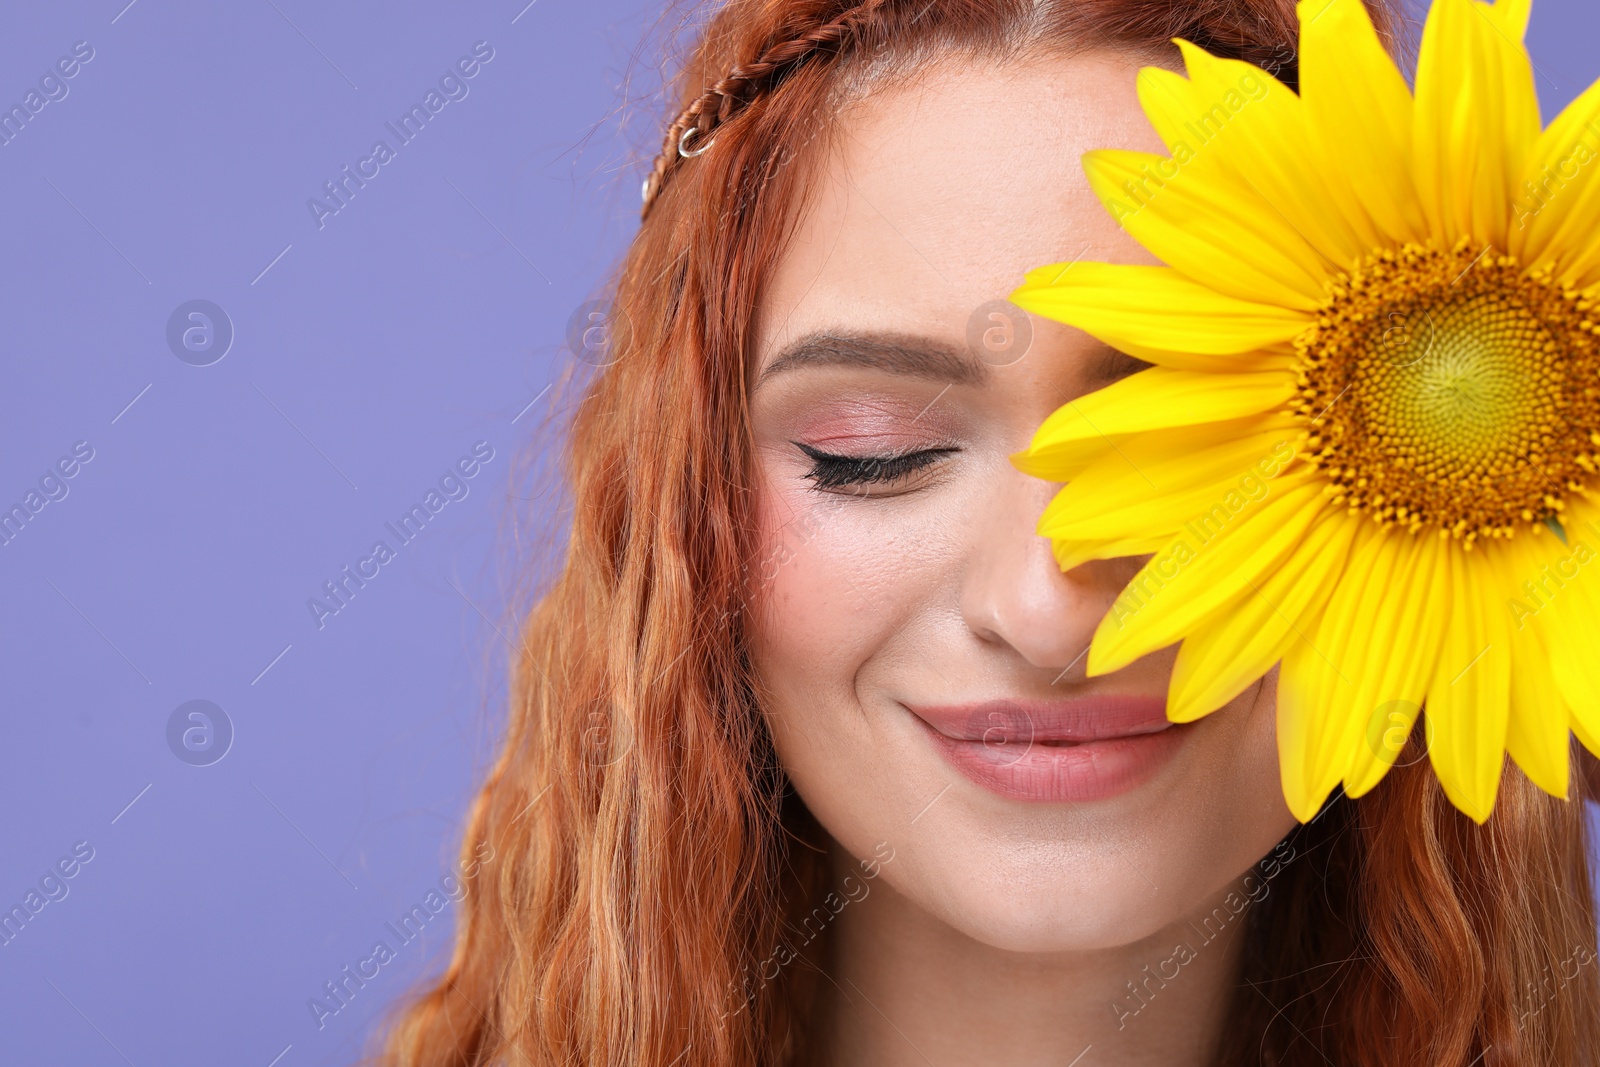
[906,695,1187,803]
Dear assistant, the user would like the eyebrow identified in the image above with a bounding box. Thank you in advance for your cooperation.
[752,328,1153,390]
[755,331,989,389]
[1087,345,1153,385]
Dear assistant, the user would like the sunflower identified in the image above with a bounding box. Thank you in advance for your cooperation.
[1010,0,1600,822]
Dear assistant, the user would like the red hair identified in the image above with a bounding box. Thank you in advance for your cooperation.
[377,2,1600,1064]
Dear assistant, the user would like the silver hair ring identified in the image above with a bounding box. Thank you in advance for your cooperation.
[678,125,714,158]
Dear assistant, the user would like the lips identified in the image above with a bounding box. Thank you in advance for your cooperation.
[906,695,1187,803]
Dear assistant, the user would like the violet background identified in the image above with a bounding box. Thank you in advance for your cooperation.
[1,2,1597,1064]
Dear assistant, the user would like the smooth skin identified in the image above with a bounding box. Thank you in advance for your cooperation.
[745,51,1301,1066]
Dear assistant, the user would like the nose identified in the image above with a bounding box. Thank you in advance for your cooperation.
[959,463,1126,675]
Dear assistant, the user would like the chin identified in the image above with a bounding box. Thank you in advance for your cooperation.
[771,684,1299,955]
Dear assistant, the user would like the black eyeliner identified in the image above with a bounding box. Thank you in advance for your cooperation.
[792,441,958,491]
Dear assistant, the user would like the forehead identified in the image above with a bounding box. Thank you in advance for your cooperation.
[753,49,1166,372]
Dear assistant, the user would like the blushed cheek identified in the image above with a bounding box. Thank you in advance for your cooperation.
[747,482,866,679]
[748,461,988,694]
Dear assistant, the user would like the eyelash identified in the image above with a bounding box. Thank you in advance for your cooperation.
[793,441,959,493]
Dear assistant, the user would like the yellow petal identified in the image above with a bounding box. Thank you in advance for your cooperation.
[1510,74,1600,285]
[1276,632,1359,822]
[1010,262,1309,372]
[1084,149,1328,310]
[1087,478,1325,675]
[1345,696,1424,800]
[1493,531,1573,799]
[1487,0,1533,38]
[1505,617,1572,800]
[1424,545,1511,823]
[1340,533,1452,798]
[1296,0,1425,245]
[1483,0,1542,181]
[1040,414,1303,542]
[1412,0,1541,248]
[1135,64,1221,158]
[1538,506,1600,747]
[1049,533,1172,574]
[1572,712,1600,764]
[1013,367,1295,482]
[1267,527,1443,807]
[1167,509,1359,722]
[1165,38,1373,271]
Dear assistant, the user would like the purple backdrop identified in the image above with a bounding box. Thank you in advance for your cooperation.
[2,2,1597,1064]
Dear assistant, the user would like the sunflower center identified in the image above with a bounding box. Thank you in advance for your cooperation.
[1292,241,1600,543]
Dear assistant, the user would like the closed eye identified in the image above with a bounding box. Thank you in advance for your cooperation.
[794,441,959,493]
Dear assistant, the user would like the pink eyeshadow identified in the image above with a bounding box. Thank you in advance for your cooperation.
[788,394,961,449]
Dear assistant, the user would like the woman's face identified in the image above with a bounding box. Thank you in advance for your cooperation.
[746,50,1299,953]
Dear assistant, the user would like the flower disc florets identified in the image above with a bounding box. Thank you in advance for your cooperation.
[1293,240,1600,544]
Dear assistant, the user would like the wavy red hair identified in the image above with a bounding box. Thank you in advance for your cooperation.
[376,2,1600,1064]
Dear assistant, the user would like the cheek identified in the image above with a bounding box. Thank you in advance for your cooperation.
[744,477,959,884]
[744,470,968,800]
[1194,667,1298,865]
[745,484,881,836]
[745,460,969,680]
[747,481,906,688]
